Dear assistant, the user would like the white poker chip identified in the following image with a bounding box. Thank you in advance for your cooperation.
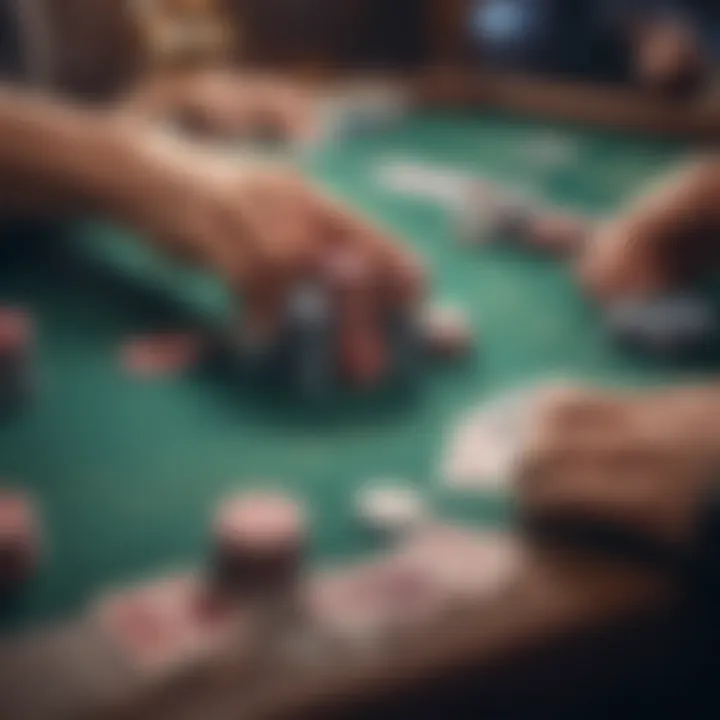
[355,483,428,535]
[421,302,473,357]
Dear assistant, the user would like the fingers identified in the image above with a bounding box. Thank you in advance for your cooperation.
[577,215,676,301]
[577,159,720,302]
[310,187,427,305]
[515,385,716,548]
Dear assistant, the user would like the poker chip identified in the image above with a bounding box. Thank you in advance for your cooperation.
[0,308,32,350]
[605,295,716,356]
[421,303,473,358]
[455,186,534,247]
[0,307,34,410]
[355,482,428,535]
[525,212,589,254]
[211,491,307,596]
[121,333,202,378]
[0,489,41,589]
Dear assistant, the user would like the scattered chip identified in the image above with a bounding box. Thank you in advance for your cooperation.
[0,307,34,411]
[454,185,534,247]
[211,491,307,598]
[0,489,41,589]
[355,482,428,536]
[526,212,590,255]
[421,303,473,358]
[121,332,202,378]
[606,294,716,356]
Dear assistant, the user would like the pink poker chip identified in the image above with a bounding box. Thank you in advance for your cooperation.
[0,308,32,353]
[527,213,589,254]
[121,333,202,378]
[214,492,306,553]
[0,490,40,583]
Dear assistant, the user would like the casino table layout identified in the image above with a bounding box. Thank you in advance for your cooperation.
[0,109,711,717]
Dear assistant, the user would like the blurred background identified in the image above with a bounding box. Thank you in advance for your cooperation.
[26,0,717,106]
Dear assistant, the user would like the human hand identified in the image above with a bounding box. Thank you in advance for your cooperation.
[515,384,720,551]
[576,159,720,302]
[104,128,425,383]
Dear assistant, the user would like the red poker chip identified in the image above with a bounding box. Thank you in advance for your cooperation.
[0,490,40,584]
[121,332,202,378]
[422,303,473,358]
[337,325,387,387]
[0,308,32,353]
[526,213,589,254]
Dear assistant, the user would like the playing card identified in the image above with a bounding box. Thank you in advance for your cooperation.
[304,557,446,648]
[92,572,246,683]
[0,619,129,719]
[375,158,477,206]
[399,525,524,604]
[441,381,578,491]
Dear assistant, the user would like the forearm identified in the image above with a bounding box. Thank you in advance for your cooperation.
[628,157,720,238]
[0,85,149,218]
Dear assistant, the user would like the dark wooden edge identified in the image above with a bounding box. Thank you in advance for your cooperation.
[421,0,720,140]
[94,550,679,720]
[411,68,720,141]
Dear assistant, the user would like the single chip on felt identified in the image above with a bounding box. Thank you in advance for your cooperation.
[0,489,41,588]
[525,212,590,254]
[211,491,307,595]
[337,323,387,388]
[94,573,243,681]
[420,302,473,358]
[355,482,428,535]
[455,186,534,247]
[0,308,32,351]
[605,294,716,355]
[121,332,202,378]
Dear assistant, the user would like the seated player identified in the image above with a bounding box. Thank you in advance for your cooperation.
[470,0,713,96]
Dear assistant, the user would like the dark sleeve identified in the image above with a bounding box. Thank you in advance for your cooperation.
[0,0,26,80]
[604,0,720,60]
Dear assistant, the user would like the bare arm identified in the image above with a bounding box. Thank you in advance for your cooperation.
[0,85,146,216]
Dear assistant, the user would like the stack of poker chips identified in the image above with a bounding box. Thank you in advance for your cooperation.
[0,308,34,414]
[209,491,308,610]
[230,251,426,400]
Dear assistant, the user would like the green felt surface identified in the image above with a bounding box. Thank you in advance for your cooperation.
[0,110,703,630]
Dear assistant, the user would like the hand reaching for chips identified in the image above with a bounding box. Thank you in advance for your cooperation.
[515,384,720,552]
[577,159,720,303]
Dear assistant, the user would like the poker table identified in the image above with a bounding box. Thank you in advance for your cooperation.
[0,108,713,717]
